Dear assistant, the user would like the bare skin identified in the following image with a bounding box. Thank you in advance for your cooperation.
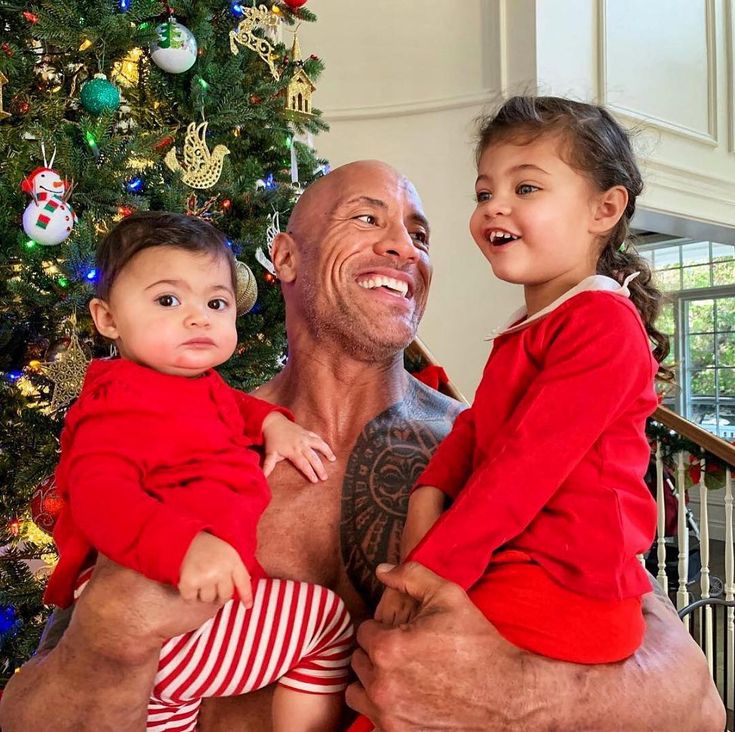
[0,161,725,732]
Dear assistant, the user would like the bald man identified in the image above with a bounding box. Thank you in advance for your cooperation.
[0,162,724,731]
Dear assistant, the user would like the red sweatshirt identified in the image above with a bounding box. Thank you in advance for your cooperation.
[44,359,291,608]
[409,275,659,601]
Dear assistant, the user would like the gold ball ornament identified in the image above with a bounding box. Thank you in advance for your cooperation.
[235,261,258,314]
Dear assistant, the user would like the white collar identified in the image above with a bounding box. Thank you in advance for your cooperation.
[486,272,640,341]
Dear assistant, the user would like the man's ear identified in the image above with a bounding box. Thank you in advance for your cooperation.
[590,185,629,236]
[271,232,298,283]
[89,298,119,341]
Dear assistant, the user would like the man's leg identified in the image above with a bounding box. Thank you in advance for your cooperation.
[0,557,220,732]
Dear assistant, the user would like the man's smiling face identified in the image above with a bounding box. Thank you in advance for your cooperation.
[289,161,433,361]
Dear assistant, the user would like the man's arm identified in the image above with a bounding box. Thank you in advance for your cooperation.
[347,563,726,732]
[0,557,222,732]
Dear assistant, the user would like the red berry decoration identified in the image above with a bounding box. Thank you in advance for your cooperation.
[30,475,65,536]
[283,0,308,7]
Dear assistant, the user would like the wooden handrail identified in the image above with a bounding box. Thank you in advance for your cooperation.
[654,404,735,467]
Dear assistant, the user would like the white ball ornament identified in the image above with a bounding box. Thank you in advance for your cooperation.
[150,19,198,74]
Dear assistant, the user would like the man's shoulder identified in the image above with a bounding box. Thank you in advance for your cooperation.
[399,373,467,425]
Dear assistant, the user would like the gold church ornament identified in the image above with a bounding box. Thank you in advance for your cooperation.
[229,4,281,81]
[164,121,230,189]
[283,32,315,118]
[0,71,11,120]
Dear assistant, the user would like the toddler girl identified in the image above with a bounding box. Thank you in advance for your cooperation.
[377,97,670,667]
[45,212,353,732]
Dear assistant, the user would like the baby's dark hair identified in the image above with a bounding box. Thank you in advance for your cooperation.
[95,211,236,300]
[476,95,672,382]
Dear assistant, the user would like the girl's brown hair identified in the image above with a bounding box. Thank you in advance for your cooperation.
[95,211,236,300]
[476,95,672,382]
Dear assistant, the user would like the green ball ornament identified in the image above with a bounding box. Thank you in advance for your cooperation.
[80,74,121,115]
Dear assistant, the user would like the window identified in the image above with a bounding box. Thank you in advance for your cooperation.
[639,238,735,438]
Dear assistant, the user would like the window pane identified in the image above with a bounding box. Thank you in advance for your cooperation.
[718,367,735,395]
[716,297,735,332]
[712,242,735,260]
[718,333,735,367]
[689,368,716,396]
[656,267,681,291]
[688,299,714,333]
[688,334,715,368]
[680,241,710,265]
[681,264,711,289]
[713,259,735,286]
[650,245,680,268]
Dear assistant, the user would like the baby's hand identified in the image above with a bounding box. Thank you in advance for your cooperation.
[374,585,420,627]
[261,412,336,483]
[178,531,252,606]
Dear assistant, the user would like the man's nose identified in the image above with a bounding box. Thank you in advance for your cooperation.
[374,223,419,261]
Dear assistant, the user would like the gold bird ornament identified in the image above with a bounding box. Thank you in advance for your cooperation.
[164,121,230,189]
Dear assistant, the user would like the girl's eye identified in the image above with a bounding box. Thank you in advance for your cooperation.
[476,191,491,203]
[156,294,180,307]
[517,184,539,195]
[208,298,229,311]
[355,214,377,225]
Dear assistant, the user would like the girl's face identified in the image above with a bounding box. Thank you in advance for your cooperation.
[470,133,616,309]
[90,246,238,377]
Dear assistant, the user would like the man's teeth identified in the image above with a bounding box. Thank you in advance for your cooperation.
[357,275,409,297]
[488,230,519,243]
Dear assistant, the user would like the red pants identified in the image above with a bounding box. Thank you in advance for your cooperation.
[349,552,644,731]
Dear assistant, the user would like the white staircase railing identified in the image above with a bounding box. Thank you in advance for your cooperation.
[649,405,735,717]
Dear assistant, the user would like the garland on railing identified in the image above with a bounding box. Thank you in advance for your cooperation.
[647,417,732,489]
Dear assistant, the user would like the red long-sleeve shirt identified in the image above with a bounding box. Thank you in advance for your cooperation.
[44,359,291,608]
[409,277,659,601]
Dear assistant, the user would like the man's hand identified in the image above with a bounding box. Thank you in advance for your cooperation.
[261,412,336,482]
[347,562,517,730]
[178,532,252,605]
[348,563,727,732]
[374,583,420,627]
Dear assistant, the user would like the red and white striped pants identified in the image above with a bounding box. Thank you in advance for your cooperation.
[75,573,354,732]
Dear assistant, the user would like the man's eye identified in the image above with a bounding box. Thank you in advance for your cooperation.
[156,294,180,307]
[517,184,539,195]
[208,298,229,310]
[476,191,491,203]
[412,231,429,248]
[355,214,377,225]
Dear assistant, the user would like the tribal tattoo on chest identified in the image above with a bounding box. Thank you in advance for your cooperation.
[340,377,465,607]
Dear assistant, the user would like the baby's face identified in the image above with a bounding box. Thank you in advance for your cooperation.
[104,246,238,377]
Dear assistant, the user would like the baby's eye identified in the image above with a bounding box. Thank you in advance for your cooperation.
[355,214,378,225]
[517,184,539,195]
[208,298,229,311]
[156,294,180,307]
[475,191,491,203]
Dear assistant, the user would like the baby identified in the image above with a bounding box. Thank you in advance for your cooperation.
[45,211,353,732]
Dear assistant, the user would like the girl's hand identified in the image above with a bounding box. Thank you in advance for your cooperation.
[261,412,336,482]
[178,531,252,606]
[375,584,420,627]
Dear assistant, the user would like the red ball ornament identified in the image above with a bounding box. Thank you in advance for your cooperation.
[30,475,65,535]
[283,0,308,7]
[22,10,39,23]
[221,198,232,211]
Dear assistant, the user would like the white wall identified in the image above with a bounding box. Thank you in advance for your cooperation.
[301,0,735,397]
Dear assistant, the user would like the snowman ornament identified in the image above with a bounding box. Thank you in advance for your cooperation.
[21,148,76,246]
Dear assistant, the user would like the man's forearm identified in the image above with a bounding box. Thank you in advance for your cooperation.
[508,584,725,731]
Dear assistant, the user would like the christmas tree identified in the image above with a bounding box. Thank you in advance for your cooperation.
[0,0,326,687]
